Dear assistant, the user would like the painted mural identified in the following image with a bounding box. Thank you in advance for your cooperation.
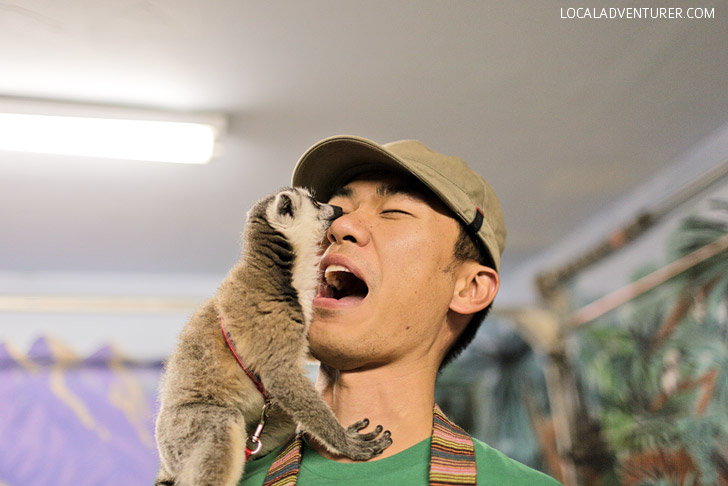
[437,178,728,485]
[569,184,728,485]
[0,337,161,485]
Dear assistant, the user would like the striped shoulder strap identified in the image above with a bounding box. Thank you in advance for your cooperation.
[260,405,476,486]
[430,404,477,485]
[262,433,302,486]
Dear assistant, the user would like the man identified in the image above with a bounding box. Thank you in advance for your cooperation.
[240,135,561,485]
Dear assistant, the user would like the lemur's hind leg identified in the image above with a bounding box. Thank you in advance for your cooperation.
[157,405,248,486]
[154,463,174,485]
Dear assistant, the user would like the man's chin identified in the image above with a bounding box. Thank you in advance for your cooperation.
[308,344,356,372]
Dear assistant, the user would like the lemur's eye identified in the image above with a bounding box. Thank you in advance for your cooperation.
[311,199,320,208]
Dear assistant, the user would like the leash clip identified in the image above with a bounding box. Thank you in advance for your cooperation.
[245,401,270,459]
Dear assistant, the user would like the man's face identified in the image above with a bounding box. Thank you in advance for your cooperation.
[310,172,462,372]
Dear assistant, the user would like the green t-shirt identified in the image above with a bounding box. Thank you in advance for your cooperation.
[239,436,562,485]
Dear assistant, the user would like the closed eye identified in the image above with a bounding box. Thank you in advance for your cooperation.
[382,209,411,216]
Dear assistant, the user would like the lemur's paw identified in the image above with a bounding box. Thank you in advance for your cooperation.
[340,418,393,461]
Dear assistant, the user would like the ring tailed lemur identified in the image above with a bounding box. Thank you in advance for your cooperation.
[154,187,392,486]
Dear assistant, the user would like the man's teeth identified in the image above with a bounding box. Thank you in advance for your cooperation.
[324,264,351,291]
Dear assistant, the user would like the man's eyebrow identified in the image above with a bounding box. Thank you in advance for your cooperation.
[376,183,428,201]
[328,182,430,202]
[329,186,353,199]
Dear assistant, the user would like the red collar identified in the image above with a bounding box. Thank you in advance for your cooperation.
[219,316,270,401]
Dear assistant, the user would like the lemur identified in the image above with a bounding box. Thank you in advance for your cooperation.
[154,187,392,486]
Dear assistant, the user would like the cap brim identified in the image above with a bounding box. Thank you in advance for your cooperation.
[292,135,417,201]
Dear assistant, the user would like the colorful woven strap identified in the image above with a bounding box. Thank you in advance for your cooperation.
[262,433,303,486]
[430,404,477,485]
[260,405,476,485]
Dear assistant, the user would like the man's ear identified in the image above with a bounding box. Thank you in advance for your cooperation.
[449,261,499,315]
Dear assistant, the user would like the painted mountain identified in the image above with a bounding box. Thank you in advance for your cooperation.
[0,337,163,485]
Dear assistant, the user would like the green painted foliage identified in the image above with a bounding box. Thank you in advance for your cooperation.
[576,212,728,485]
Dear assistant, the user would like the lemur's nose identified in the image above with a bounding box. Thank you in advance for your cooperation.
[329,204,343,220]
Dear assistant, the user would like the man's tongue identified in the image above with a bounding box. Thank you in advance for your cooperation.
[324,265,368,301]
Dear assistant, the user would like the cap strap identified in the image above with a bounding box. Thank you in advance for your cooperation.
[465,207,484,234]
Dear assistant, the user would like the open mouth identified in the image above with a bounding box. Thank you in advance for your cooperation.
[318,264,369,301]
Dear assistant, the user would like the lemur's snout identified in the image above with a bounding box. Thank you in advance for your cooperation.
[329,204,343,221]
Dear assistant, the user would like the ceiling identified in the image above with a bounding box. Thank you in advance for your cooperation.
[1,0,727,283]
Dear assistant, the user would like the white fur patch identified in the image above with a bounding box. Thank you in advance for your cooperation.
[266,189,330,328]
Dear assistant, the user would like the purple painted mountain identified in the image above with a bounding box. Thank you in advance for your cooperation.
[0,337,163,486]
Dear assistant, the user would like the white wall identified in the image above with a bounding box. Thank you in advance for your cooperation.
[499,119,728,308]
[3,119,728,358]
[0,271,220,360]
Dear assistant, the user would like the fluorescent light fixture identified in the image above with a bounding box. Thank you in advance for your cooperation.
[0,97,226,164]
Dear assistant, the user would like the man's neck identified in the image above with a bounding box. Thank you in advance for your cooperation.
[310,361,438,462]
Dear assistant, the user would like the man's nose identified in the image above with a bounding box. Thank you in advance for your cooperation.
[326,209,370,246]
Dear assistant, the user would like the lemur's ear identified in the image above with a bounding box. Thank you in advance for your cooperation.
[277,194,294,217]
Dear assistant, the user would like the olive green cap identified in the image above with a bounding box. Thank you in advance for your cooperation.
[291,135,506,271]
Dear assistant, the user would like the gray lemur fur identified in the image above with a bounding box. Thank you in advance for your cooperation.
[154,187,392,486]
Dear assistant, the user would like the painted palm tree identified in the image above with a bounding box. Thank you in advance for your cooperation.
[576,212,728,486]
[435,317,554,473]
